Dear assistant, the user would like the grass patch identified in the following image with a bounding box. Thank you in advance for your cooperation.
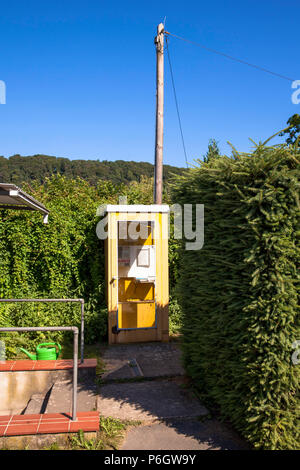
[41,417,141,451]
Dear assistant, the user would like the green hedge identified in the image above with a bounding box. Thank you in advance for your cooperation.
[0,176,122,353]
[173,141,300,449]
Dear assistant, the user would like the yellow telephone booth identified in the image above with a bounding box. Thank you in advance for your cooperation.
[104,204,169,344]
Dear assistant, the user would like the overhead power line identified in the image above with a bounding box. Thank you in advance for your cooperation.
[165,37,189,168]
[165,31,295,82]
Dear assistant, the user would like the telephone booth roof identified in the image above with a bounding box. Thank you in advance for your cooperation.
[104,204,169,214]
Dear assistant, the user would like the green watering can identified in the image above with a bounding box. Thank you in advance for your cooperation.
[20,342,61,361]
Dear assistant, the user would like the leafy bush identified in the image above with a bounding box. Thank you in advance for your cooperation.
[0,176,119,354]
[173,141,300,449]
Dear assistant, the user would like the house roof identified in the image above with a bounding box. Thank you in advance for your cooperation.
[0,183,49,223]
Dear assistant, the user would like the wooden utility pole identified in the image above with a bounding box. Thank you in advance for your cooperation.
[154,23,164,205]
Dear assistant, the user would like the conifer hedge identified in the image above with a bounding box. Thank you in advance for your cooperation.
[173,142,299,449]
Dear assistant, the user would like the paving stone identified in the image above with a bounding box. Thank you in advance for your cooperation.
[97,379,208,422]
[121,420,249,450]
[24,393,47,415]
[45,380,98,414]
[101,342,184,382]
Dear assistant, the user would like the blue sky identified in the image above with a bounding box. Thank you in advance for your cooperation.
[0,0,299,167]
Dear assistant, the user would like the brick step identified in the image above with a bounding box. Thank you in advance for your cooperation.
[0,412,99,437]
[0,358,97,372]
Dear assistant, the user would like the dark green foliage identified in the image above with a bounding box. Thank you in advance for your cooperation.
[172,142,300,449]
[280,114,300,145]
[0,154,185,186]
[202,138,221,163]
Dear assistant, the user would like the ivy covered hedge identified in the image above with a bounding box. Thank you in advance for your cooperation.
[0,177,121,354]
[173,142,299,449]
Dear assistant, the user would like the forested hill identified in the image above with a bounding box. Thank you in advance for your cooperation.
[0,154,185,186]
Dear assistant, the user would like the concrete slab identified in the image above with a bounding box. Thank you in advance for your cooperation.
[97,379,208,422]
[45,380,98,414]
[24,392,47,414]
[121,420,249,450]
[101,343,184,382]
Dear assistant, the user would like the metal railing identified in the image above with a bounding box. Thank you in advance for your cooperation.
[0,298,85,363]
[0,326,79,421]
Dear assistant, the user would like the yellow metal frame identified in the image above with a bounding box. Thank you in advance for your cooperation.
[105,207,169,344]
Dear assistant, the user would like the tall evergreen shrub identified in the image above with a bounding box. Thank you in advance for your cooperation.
[173,141,299,449]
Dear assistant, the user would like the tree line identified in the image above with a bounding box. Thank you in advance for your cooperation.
[0,154,186,187]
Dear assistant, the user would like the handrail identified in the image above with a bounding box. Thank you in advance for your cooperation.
[0,326,79,421]
[0,298,85,363]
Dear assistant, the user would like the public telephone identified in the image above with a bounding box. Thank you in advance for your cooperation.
[104,204,169,344]
[118,245,155,280]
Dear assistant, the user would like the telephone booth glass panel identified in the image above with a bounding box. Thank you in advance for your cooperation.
[117,221,156,330]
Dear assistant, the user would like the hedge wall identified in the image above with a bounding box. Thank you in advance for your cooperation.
[0,176,122,354]
[173,142,299,449]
